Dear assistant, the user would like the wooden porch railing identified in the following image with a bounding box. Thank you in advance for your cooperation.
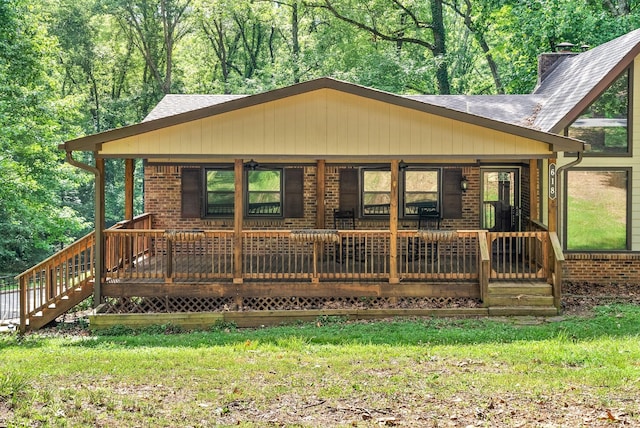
[103,229,489,284]
[18,213,152,331]
[487,231,548,280]
[19,219,564,331]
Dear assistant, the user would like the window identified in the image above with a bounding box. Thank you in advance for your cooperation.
[247,169,282,216]
[362,170,391,216]
[205,169,235,216]
[565,169,628,250]
[359,168,441,218]
[567,69,629,155]
[403,170,439,216]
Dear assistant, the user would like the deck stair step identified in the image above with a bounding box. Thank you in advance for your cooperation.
[26,280,94,331]
[487,281,554,308]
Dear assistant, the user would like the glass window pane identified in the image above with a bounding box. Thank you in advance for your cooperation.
[404,170,438,215]
[248,170,281,191]
[206,169,234,216]
[405,170,437,192]
[207,170,235,191]
[566,170,627,250]
[364,171,390,192]
[568,70,628,154]
[247,169,282,216]
[363,170,390,215]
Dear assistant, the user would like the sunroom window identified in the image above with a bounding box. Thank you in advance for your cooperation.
[247,169,282,216]
[205,169,235,216]
[567,69,629,155]
[565,169,628,250]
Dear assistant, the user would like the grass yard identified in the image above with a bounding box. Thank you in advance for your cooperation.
[1,305,640,427]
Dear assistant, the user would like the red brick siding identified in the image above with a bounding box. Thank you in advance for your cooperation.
[565,253,640,284]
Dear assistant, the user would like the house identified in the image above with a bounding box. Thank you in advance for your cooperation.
[16,29,640,331]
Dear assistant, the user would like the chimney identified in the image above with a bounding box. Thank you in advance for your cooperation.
[537,42,578,85]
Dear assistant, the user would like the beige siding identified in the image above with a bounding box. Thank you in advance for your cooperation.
[558,56,640,250]
[100,89,553,158]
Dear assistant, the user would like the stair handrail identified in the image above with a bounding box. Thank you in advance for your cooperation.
[18,232,96,332]
[18,213,153,332]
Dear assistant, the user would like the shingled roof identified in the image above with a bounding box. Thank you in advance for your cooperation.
[532,28,640,132]
[140,29,640,139]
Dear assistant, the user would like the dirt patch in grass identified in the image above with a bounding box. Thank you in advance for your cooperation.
[563,281,640,315]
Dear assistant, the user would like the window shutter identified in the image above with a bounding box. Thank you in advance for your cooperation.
[181,168,202,218]
[284,168,304,218]
[442,168,463,219]
[339,168,359,214]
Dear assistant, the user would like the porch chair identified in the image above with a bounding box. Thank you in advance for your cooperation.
[333,209,363,262]
[413,206,441,261]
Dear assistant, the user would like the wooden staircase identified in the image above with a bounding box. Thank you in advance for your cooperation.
[486,281,559,316]
[26,279,94,331]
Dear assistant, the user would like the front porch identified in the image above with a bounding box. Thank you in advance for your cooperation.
[17,213,563,331]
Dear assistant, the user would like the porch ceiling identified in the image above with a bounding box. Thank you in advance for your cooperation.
[60,78,585,158]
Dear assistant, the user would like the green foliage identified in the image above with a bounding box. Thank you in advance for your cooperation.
[3,0,640,270]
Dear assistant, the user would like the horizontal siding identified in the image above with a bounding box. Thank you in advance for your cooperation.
[101,88,553,158]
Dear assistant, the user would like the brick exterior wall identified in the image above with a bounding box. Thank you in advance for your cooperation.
[564,253,640,284]
[144,164,511,232]
[145,164,317,230]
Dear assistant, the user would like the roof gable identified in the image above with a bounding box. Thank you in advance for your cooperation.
[533,29,640,132]
[62,77,582,154]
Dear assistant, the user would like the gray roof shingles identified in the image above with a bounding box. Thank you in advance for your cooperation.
[532,28,640,132]
[143,29,640,135]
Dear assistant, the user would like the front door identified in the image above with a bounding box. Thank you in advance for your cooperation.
[481,168,521,232]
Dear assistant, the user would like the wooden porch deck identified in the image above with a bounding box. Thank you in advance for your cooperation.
[17,214,565,331]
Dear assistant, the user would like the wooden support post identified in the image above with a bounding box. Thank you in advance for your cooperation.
[478,231,490,306]
[316,159,326,229]
[548,157,557,233]
[124,158,135,221]
[165,239,173,283]
[95,157,105,305]
[233,159,244,284]
[529,159,538,226]
[19,275,27,333]
[389,160,399,285]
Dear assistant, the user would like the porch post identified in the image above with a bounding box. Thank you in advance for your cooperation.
[316,159,326,229]
[124,158,135,221]
[233,159,244,285]
[95,157,105,305]
[548,157,557,233]
[529,160,539,226]
[389,159,399,284]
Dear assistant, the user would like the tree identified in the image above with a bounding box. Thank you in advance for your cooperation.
[313,0,452,94]
[0,0,88,272]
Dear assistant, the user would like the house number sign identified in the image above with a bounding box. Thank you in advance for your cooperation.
[549,163,557,200]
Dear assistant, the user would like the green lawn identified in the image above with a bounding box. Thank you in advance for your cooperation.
[2,305,640,426]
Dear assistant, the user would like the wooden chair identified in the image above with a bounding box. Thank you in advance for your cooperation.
[413,206,441,261]
[333,209,362,262]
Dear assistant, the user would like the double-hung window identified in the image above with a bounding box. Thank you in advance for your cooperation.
[247,169,283,216]
[360,168,440,218]
[205,169,235,216]
[403,169,439,216]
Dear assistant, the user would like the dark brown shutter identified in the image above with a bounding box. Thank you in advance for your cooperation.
[284,168,304,218]
[339,168,359,214]
[181,168,202,218]
[442,168,463,219]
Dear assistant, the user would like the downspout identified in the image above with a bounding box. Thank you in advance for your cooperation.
[66,151,104,307]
